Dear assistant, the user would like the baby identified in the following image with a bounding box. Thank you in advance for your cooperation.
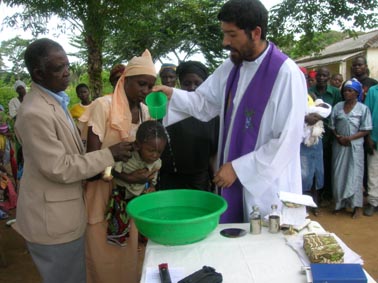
[303,96,332,146]
[106,120,167,246]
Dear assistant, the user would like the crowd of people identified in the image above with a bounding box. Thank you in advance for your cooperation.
[0,0,377,282]
[299,58,378,219]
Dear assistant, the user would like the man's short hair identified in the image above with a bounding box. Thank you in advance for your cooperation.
[24,38,64,78]
[75,83,89,94]
[217,0,268,40]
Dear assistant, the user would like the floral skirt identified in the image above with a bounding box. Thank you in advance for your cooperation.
[105,186,130,246]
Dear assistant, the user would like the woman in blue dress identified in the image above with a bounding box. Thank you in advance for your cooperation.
[329,79,372,218]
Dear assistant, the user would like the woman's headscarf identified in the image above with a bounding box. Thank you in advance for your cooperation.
[159,63,176,75]
[110,49,156,140]
[176,61,208,81]
[343,78,362,96]
[308,70,317,79]
[14,80,26,91]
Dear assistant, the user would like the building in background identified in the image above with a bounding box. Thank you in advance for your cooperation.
[296,30,378,79]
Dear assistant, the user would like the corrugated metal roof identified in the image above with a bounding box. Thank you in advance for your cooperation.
[321,30,378,55]
[298,51,363,68]
[296,30,378,64]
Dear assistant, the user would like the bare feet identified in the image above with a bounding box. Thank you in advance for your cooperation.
[352,207,361,219]
[332,209,341,215]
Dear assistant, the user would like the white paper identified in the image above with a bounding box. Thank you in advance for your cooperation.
[281,205,307,226]
[145,267,185,283]
[281,218,312,232]
[279,191,317,207]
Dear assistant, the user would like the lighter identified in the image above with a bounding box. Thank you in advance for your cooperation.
[158,263,172,283]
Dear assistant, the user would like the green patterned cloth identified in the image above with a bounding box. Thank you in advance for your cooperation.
[303,233,344,263]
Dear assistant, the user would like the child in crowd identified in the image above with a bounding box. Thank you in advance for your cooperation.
[330,74,344,89]
[0,163,17,214]
[301,95,332,216]
[70,83,92,149]
[105,120,167,246]
[0,105,12,165]
[0,105,17,185]
[329,79,372,218]
[69,83,92,123]
[308,70,317,88]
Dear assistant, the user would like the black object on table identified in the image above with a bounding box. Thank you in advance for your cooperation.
[159,263,172,283]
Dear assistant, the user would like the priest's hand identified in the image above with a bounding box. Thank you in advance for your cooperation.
[152,85,173,99]
[213,162,237,188]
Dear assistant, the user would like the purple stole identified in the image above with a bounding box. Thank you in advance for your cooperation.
[220,43,288,223]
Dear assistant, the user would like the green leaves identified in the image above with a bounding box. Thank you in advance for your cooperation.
[269,0,378,58]
[2,0,378,93]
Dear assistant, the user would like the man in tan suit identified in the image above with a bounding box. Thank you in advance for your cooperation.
[14,38,133,283]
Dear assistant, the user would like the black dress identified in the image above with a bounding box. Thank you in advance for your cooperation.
[157,116,219,191]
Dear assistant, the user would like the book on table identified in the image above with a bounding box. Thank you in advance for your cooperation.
[311,263,367,283]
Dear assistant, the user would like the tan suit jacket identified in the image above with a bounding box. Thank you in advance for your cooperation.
[14,83,114,245]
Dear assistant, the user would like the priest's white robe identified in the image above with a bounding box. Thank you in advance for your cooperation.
[163,45,307,220]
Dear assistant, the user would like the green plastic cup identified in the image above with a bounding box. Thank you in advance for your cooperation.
[145,91,168,119]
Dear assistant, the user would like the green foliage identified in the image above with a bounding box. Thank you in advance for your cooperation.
[2,0,378,94]
[0,69,113,110]
[0,87,16,114]
[0,71,28,86]
[0,36,32,76]
[104,0,226,71]
[269,0,378,55]
[282,30,348,59]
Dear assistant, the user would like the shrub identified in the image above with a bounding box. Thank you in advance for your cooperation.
[0,87,16,114]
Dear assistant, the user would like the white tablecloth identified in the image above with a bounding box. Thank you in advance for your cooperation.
[140,222,376,283]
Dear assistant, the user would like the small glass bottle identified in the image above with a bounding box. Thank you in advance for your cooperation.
[249,205,261,234]
[269,204,280,233]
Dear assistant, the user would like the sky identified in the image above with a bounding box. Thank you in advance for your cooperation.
[0,0,283,70]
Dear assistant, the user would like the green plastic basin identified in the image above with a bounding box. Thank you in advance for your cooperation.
[126,189,227,245]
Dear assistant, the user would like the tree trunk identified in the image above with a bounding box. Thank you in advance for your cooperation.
[85,35,103,99]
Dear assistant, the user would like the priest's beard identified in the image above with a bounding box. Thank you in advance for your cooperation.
[227,39,257,66]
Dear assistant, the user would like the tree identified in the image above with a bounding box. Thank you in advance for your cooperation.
[4,0,377,95]
[0,36,31,76]
[2,0,162,98]
[2,0,223,97]
[269,0,378,56]
[101,0,226,72]
[281,30,349,59]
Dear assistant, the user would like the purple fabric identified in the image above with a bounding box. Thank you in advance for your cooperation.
[220,43,288,223]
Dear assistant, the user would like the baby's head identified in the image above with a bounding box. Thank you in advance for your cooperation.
[314,99,330,109]
[135,120,167,164]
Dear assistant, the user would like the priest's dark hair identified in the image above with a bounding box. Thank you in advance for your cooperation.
[217,0,268,40]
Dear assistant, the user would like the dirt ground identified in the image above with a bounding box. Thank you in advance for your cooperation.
[0,204,377,283]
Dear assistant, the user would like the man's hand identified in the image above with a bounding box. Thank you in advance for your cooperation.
[152,85,173,99]
[213,162,237,188]
[109,141,133,162]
